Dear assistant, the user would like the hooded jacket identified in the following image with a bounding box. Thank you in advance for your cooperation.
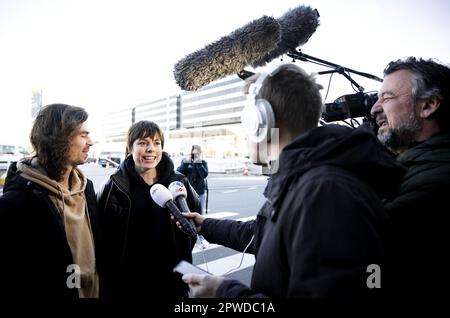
[0,159,100,300]
[201,124,405,298]
[96,152,200,299]
[383,131,450,297]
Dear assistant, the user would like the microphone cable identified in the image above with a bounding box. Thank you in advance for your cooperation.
[222,234,255,276]
[195,234,209,272]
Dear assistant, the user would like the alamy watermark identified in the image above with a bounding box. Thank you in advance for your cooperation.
[366,264,381,289]
[66,264,81,289]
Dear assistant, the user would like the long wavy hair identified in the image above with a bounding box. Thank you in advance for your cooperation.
[30,103,88,181]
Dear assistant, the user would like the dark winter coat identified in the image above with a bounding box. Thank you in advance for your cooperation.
[383,131,450,297]
[96,152,199,299]
[177,160,208,195]
[201,124,405,298]
[0,162,100,300]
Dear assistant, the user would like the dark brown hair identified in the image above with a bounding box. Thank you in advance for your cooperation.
[243,64,323,135]
[126,120,164,156]
[30,103,88,181]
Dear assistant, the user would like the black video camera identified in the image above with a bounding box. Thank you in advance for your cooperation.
[321,92,378,122]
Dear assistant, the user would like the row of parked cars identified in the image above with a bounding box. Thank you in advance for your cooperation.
[1,147,125,189]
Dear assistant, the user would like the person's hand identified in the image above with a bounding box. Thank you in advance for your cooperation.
[172,212,205,233]
[192,156,202,163]
[184,154,193,163]
[182,274,225,298]
[183,212,205,233]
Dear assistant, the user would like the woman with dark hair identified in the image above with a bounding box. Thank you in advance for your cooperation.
[0,103,99,299]
[97,120,199,300]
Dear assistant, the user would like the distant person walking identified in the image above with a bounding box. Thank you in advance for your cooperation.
[177,145,208,214]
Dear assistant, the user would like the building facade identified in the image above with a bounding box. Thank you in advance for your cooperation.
[99,75,249,160]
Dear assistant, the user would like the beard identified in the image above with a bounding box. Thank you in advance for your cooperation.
[378,111,422,154]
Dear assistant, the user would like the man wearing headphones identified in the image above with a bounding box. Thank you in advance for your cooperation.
[180,63,405,298]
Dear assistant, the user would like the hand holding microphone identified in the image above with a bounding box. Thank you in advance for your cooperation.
[150,183,197,237]
[168,181,205,232]
[169,181,207,249]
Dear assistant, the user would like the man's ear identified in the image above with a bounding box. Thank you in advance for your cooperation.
[419,96,441,119]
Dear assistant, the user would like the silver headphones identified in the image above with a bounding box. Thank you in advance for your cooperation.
[241,68,280,143]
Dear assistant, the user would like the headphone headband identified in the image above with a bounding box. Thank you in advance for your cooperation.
[241,64,285,143]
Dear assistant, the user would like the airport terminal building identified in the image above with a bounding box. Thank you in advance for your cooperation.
[99,75,250,160]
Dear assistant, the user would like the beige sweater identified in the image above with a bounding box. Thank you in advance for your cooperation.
[17,159,99,298]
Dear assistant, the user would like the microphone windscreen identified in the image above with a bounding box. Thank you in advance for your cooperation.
[168,181,188,199]
[150,184,173,207]
[174,16,281,91]
[252,5,320,67]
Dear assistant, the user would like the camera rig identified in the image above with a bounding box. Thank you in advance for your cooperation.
[286,50,382,126]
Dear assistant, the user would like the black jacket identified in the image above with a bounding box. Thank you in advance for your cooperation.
[0,162,100,300]
[201,124,405,298]
[96,152,200,299]
[383,131,450,297]
[177,160,208,195]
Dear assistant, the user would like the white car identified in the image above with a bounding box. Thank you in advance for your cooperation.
[0,144,29,171]
[98,151,123,168]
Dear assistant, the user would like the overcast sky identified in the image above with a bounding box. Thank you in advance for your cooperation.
[1,0,449,145]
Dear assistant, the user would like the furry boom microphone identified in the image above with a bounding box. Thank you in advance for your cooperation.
[252,6,320,67]
[173,5,320,91]
[173,16,281,91]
